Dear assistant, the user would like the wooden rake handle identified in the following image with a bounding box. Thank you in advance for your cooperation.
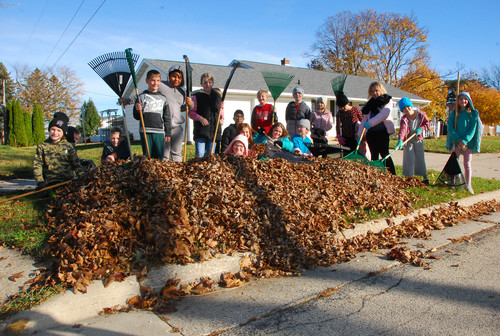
[383,133,417,161]
[0,180,71,204]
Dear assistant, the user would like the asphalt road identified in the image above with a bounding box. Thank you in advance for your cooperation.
[219,226,500,336]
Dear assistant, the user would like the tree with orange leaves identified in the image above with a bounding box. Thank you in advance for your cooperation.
[14,65,84,124]
[399,60,447,119]
[462,81,500,125]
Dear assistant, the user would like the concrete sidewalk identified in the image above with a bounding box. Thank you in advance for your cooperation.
[0,179,36,193]
[2,208,497,336]
[390,151,500,180]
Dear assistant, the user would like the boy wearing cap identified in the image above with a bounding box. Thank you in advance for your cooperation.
[396,97,430,184]
[33,112,83,189]
[335,91,363,153]
[285,86,311,137]
[292,118,313,156]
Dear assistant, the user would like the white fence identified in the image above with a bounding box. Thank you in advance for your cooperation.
[423,120,441,138]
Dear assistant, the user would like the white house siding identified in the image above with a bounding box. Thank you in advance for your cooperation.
[123,59,430,143]
[126,91,416,142]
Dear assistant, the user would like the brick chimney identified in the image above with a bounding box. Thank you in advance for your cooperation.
[281,58,290,66]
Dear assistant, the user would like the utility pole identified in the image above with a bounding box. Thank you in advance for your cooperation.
[81,105,87,145]
[0,79,5,145]
[1,79,5,107]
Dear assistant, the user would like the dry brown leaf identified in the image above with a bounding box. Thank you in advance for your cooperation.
[8,271,23,282]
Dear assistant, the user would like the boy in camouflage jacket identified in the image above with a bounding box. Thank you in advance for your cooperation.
[33,112,83,189]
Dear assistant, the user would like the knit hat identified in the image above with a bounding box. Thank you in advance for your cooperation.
[297,118,310,131]
[335,91,349,107]
[398,97,413,112]
[48,112,69,134]
[293,86,304,95]
[316,97,324,103]
[224,134,249,156]
[168,65,184,86]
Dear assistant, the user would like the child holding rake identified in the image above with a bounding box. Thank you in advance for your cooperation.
[188,73,223,158]
[396,97,430,184]
[33,112,83,190]
[446,92,483,194]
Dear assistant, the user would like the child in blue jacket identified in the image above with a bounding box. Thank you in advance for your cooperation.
[292,119,313,157]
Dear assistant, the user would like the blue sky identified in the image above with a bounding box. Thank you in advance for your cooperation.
[1,0,499,113]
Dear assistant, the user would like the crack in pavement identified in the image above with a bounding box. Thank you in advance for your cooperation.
[216,262,407,335]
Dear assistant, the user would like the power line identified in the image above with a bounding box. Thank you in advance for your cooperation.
[84,90,116,97]
[42,0,87,68]
[51,0,107,68]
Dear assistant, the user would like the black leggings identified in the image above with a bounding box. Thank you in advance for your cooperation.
[366,129,396,175]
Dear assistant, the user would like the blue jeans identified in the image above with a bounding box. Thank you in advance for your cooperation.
[195,138,215,158]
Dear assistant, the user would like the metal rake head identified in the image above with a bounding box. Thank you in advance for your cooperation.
[88,51,140,97]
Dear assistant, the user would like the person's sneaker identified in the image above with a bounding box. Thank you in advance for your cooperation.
[422,179,429,185]
[467,185,474,194]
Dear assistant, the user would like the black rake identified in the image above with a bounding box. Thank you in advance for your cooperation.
[88,50,141,159]
[88,51,140,98]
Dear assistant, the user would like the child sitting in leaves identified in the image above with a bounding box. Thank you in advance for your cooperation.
[66,126,97,171]
[292,119,313,157]
[254,122,294,153]
[101,127,131,163]
[33,112,83,190]
[221,110,245,153]
[223,134,248,156]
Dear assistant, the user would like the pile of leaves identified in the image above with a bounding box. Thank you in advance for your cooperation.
[42,155,423,289]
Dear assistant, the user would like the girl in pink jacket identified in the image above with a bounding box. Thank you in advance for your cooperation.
[397,97,430,184]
